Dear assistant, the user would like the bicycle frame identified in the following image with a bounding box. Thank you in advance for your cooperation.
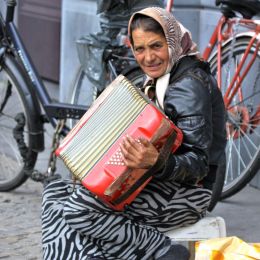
[1,1,86,128]
[202,15,260,109]
[166,0,174,12]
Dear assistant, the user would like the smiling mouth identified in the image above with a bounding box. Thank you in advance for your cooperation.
[146,64,161,70]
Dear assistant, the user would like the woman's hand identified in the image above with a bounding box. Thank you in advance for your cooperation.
[120,135,159,169]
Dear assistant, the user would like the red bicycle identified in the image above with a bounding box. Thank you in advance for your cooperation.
[168,0,260,200]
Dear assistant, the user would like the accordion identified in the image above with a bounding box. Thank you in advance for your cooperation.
[56,75,183,210]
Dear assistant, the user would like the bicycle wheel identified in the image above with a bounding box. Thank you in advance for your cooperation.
[122,65,145,89]
[70,65,144,107]
[70,67,98,107]
[0,56,37,191]
[207,156,226,211]
[209,36,260,199]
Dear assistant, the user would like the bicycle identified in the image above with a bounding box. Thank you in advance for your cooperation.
[0,0,144,191]
[167,0,260,201]
[200,0,260,200]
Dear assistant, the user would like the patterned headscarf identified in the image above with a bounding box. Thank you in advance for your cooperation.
[128,7,199,108]
[128,7,198,75]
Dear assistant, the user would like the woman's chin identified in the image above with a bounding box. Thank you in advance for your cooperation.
[145,70,164,79]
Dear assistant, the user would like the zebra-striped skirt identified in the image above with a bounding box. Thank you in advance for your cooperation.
[42,179,211,260]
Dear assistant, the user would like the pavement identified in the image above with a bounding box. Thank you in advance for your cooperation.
[0,82,260,259]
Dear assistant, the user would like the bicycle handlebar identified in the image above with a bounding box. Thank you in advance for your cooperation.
[6,0,17,23]
[6,0,16,5]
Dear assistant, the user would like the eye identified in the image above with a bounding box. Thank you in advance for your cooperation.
[134,46,144,53]
[152,43,163,49]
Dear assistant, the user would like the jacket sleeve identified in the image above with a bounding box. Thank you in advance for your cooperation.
[154,71,213,184]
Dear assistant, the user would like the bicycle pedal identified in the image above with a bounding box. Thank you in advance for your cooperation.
[42,174,62,187]
[30,170,48,182]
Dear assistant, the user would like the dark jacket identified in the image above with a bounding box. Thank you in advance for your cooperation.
[155,56,226,186]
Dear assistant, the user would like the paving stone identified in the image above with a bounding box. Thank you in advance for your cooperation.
[0,180,43,259]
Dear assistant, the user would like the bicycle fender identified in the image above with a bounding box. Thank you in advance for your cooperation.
[3,54,44,152]
[224,31,260,44]
[208,32,260,62]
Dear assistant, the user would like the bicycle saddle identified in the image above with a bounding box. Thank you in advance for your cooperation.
[216,0,260,19]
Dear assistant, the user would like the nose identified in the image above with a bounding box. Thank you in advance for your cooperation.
[145,49,155,63]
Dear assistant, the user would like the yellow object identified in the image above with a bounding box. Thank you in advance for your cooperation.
[195,236,260,260]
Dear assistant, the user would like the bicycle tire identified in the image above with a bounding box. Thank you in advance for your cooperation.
[207,155,226,211]
[70,65,144,107]
[209,35,260,199]
[0,55,38,191]
[70,67,98,107]
[122,65,144,89]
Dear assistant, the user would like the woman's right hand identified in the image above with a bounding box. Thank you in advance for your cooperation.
[120,135,159,169]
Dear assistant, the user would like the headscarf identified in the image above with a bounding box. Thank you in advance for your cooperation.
[128,7,199,109]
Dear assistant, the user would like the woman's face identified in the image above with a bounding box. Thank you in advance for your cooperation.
[132,28,169,78]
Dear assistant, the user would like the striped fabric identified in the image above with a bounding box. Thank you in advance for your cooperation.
[42,179,211,259]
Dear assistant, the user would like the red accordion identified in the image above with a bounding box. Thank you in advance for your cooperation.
[56,75,183,210]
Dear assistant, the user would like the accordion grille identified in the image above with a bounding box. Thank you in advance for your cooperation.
[60,78,148,180]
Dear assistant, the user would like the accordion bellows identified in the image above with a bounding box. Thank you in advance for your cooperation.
[56,75,182,210]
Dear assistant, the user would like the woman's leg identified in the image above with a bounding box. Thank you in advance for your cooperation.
[42,180,102,260]
[63,180,211,259]
[126,181,212,232]
[63,186,167,260]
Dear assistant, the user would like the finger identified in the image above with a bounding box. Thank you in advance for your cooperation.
[122,153,138,165]
[121,136,132,152]
[120,143,140,161]
[120,140,138,160]
[127,136,150,151]
[139,137,160,152]
[138,137,150,147]
[122,157,136,169]
[120,148,139,168]
[120,143,128,156]
[123,135,141,153]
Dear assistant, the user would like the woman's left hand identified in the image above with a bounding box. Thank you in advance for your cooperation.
[120,135,159,169]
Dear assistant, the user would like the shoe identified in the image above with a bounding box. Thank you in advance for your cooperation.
[157,244,190,260]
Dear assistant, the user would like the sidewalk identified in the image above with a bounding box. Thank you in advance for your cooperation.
[212,184,260,243]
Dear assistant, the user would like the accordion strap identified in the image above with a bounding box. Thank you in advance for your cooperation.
[112,130,178,207]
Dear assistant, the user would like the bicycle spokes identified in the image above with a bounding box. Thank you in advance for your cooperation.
[227,106,249,139]
[250,104,260,133]
[224,38,260,108]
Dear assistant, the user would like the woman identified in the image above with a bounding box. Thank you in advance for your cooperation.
[42,7,226,260]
